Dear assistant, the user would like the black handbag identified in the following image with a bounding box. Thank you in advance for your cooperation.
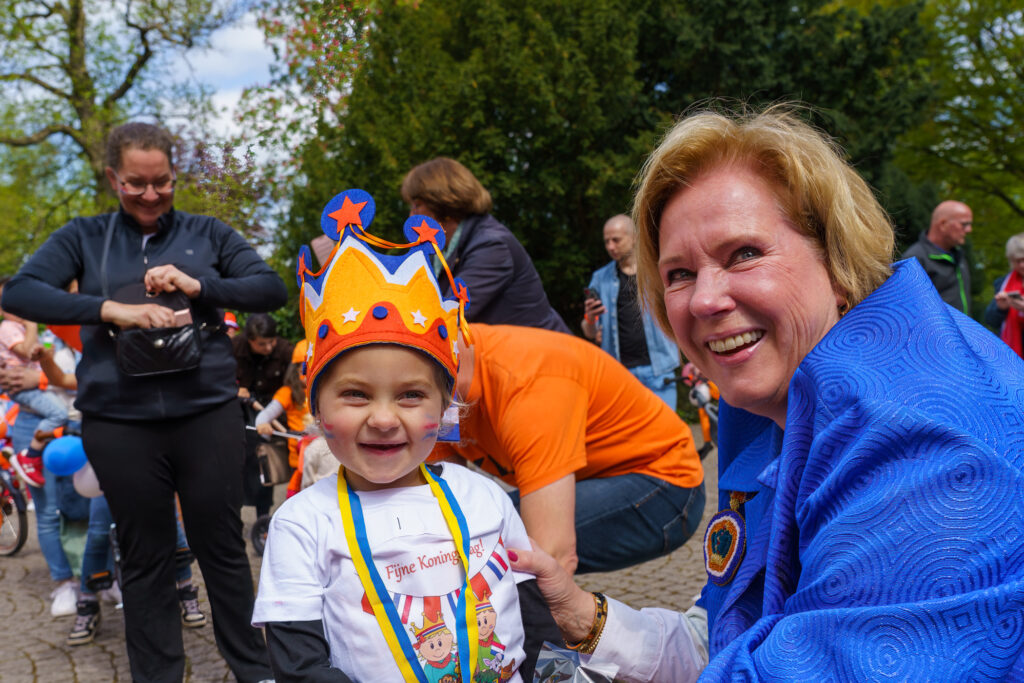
[101,213,203,377]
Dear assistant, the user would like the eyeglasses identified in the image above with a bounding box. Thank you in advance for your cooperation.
[113,171,176,196]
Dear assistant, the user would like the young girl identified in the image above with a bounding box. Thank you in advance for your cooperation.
[255,340,314,469]
[253,189,556,683]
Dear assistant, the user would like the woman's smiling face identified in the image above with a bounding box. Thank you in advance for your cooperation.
[658,164,843,427]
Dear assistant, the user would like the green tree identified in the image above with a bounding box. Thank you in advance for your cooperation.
[0,0,273,268]
[0,0,244,203]
[0,142,95,276]
[639,0,936,237]
[267,0,935,325]
[894,0,1024,313]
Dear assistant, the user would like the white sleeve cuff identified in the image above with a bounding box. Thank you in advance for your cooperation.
[592,597,705,683]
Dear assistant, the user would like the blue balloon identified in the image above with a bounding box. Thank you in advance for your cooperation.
[43,436,87,476]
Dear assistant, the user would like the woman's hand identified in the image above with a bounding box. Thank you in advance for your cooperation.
[144,264,201,299]
[509,539,599,643]
[0,365,40,393]
[993,291,1024,312]
[101,300,176,329]
[256,422,273,437]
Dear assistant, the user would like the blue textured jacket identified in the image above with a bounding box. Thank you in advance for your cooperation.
[699,259,1024,680]
[588,260,679,376]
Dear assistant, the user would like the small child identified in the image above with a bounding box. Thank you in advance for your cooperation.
[255,339,314,469]
[253,190,555,682]
[0,277,69,487]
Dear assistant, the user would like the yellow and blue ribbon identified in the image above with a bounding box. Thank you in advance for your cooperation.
[337,464,478,682]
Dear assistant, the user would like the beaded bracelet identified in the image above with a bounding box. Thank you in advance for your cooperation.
[564,592,608,655]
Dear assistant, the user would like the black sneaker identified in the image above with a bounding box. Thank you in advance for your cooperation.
[179,586,207,628]
[67,599,100,646]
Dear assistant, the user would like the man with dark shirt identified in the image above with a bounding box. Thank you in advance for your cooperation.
[901,200,974,315]
[581,215,680,408]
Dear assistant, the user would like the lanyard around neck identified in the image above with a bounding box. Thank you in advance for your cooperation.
[336,464,479,682]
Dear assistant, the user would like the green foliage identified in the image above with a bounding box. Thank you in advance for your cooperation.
[894,0,1024,315]
[0,0,242,199]
[270,0,935,329]
[0,0,259,266]
[281,0,655,325]
[0,143,97,275]
[173,132,274,244]
[635,0,939,246]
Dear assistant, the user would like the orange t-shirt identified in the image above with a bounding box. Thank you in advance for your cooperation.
[272,385,310,467]
[432,324,703,496]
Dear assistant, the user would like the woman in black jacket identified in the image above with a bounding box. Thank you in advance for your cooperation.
[401,157,569,333]
[2,122,280,683]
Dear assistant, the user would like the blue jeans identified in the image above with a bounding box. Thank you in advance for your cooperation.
[628,364,678,411]
[11,388,67,435]
[510,473,705,574]
[12,411,73,582]
[80,497,194,594]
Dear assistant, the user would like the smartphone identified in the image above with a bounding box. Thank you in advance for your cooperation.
[583,287,599,302]
[173,308,194,326]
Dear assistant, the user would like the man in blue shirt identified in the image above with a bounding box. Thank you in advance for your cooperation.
[581,215,680,409]
[901,200,974,315]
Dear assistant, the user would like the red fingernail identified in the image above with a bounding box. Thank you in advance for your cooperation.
[508,550,518,562]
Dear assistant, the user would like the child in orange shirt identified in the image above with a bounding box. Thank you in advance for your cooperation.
[255,340,313,468]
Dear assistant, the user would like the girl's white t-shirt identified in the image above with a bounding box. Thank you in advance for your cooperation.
[253,462,531,682]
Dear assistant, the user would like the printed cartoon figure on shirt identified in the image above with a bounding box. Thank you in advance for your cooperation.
[252,188,544,683]
[411,610,460,683]
[474,591,515,683]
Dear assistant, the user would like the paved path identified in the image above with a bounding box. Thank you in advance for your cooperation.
[0,440,717,681]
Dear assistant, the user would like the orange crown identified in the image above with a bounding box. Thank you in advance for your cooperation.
[297,189,471,415]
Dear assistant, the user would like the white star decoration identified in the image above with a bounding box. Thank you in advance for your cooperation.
[410,310,428,327]
[342,308,359,323]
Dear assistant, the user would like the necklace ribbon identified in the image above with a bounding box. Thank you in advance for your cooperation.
[337,464,479,682]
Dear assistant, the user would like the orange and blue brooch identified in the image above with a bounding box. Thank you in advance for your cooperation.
[704,490,755,586]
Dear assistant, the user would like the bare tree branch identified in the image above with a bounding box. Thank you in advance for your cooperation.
[909,145,1024,218]
[0,123,78,147]
[0,71,70,99]
[104,22,153,106]
[26,37,66,63]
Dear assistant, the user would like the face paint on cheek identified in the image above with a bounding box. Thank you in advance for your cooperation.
[422,422,439,441]
[321,419,336,439]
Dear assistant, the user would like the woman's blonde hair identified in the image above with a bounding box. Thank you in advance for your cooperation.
[401,157,493,222]
[633,105,894,337]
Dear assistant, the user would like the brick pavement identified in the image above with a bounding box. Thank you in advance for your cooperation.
[0,440,718,682]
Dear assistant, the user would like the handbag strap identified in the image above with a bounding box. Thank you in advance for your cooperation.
[100,211,117,300]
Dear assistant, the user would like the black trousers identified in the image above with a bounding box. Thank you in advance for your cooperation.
[83,400,272,683]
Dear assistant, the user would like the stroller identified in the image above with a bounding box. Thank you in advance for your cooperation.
[246,429,322,555]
